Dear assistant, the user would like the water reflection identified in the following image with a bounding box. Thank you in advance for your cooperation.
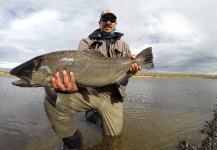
[0,77,217,150]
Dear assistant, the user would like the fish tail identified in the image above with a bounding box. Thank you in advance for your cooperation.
[136,47,154,70]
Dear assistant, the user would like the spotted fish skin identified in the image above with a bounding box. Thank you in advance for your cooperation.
[10,47,154,88]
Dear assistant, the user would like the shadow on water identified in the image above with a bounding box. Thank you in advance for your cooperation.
[1,77,217,150]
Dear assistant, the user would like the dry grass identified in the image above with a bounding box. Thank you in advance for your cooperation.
[134,72,217,79]
[0,70,11,76]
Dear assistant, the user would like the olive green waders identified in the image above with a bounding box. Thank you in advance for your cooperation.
[44,85,123,139]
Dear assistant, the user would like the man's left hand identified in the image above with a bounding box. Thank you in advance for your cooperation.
[130,54,142,72]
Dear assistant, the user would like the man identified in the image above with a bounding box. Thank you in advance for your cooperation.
[44,9,141,150]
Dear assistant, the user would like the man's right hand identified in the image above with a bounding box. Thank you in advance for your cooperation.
[51,70,78,93]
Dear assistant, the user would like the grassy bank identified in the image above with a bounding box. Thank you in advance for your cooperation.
[0,70,11,76]
[134,72,217,79]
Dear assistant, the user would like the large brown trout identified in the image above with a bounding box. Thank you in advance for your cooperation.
[10,47,154,94]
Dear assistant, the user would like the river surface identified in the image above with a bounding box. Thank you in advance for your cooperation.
[0,76,217,150]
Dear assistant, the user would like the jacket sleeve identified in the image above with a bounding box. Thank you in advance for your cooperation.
[115,41,133,98]
[77,38,91,51]
[123,42,132,57]
[122,42,139,76]
[116,40,131,57]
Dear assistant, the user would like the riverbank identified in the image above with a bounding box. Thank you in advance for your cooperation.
[0,70,11,76]
[134,72,217,79]
[1,70,217,79]
[177,104,217,149]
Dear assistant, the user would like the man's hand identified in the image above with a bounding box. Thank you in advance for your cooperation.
[51,70,78,92]
[130,54,142,73]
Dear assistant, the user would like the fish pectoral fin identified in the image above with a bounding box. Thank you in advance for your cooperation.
[116,73,131,86]
[45,84,57,107]
[86,87,99,97]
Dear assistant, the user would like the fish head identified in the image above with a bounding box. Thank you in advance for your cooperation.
[10,56,51,87]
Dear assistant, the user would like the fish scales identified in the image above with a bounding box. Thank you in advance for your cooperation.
[10,48,154,88]
[41,50,132,87]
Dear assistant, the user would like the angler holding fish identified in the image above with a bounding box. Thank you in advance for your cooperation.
[10,9,154,150]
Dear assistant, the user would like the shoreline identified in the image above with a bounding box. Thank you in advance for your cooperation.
[178,104,217,149]
[1,70,217,79]
[133,72,217,79]
[0,70,12,77]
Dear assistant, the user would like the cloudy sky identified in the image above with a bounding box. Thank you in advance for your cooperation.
[0,0,216,74]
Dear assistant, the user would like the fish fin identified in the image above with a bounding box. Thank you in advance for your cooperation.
[115,74,131,98]
[136,47,154,70]
[84,49,105,57]
[116,84,126,98]
[44,84,57,107]
[116,73,131,86]
[86,87,99,97]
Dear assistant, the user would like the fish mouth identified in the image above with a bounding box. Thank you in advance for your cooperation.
[12,77,32,87]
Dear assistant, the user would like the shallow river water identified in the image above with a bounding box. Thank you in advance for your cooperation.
[0,76,217,150]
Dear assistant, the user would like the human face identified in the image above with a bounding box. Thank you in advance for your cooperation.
[99,15,117,33]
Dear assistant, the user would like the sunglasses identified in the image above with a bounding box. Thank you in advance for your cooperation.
[101,17,116,23]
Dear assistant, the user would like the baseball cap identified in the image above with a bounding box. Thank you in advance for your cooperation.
[100,9,117,19]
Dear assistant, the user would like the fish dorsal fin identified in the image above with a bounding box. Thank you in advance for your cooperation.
[84,49,105,57]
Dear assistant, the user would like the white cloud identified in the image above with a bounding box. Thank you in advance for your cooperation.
[0,0,217,74]
[11,10,57,30]
[0,61,20,69]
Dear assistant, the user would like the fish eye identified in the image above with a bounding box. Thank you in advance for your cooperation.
[22,70,30,76]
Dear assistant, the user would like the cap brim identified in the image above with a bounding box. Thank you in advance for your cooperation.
[101,13,117,19]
